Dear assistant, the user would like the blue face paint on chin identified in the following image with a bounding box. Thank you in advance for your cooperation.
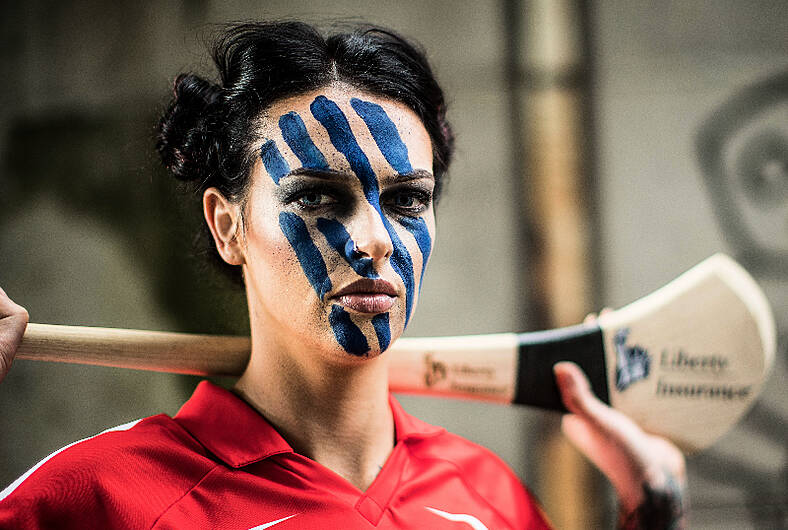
[372,313,391,351]
[329,305,370,356]
[316,218,378,278]
[278,212,332,300]
[310,96,418,326]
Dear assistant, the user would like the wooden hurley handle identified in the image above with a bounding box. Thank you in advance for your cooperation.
[18,323,526,404]
[15,254,777,453]
[16,254,776,418]
[18,324,252,376]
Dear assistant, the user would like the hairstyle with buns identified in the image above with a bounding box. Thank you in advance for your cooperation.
[156,21,454,285]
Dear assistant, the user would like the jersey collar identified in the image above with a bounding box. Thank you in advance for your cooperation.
[389,394,445,442]
[174,381,444,468]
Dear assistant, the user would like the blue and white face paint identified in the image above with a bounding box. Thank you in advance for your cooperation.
[247,86,435,358]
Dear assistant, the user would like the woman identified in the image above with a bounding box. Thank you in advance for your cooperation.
[0,21,684,528]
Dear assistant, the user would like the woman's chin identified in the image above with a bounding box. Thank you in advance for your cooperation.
[317,301,404,358]
[328,336,397,361]
[317,318,402,363]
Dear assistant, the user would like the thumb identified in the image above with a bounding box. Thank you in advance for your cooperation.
[554,362,650,507]
[553,361,649,451]
[553,361,608,419]
[553,362,687,518]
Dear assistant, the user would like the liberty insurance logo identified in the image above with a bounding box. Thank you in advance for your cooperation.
[424,353,448,387]
[614,328,651,391]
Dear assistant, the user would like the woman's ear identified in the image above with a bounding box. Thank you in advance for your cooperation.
[203,187,245,266]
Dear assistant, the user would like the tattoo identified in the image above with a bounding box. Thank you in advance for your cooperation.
[618,470,686,530]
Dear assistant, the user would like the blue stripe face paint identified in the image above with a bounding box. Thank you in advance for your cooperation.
[349,96,433,313]
[258,92,433,357]
[279,112,330,171]
[399,216,432,286]
[310,96,380,202]
[310,95,418,326]
[316,217,378,279]
[260,140,290,184]
[278,211,332,300]
[372,313,391,351]
[350,98,413,174]
[329,305,370,356]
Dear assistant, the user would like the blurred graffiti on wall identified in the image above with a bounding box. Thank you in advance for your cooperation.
[697,70,788,278]
[695,70,788,526]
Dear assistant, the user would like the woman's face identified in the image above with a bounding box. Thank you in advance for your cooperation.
[238,85,435,361]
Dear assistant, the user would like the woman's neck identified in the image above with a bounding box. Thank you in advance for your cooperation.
[234,334,394,492]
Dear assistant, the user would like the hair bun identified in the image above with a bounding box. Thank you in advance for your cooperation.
[156,73,222,184]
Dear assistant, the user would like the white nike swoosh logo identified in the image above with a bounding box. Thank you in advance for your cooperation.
[425,507,490,529]
[248,514,299,529]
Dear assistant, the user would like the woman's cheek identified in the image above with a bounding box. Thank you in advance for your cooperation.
[397,216,433,288]
[244,214,307,294]
[278,211,333,300]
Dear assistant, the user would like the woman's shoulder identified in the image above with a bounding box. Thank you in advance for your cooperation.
[392,395,525,484]
[403,427,551,528]
[392,398,548,526]
[406,426,523,482]
[0,413,217,529]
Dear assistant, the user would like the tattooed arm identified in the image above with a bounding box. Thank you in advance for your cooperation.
[554,361,687,530]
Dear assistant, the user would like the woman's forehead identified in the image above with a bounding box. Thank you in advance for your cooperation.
[256,85,434,175]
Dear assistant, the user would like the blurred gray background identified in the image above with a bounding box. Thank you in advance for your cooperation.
[0,1,785,528]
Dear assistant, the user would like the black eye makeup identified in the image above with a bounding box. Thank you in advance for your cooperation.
[294,190,336,208]
[275,179,351,213]
[273,169,434,217]
[381,181,434,216]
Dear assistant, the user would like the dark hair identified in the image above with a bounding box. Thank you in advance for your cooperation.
[156,21,454,285]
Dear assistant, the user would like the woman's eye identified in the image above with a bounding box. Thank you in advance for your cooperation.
[393,193,416,208]
[385,190,430,214]
[295,192,333,208]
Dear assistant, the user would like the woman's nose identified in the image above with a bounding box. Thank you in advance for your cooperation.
[351,204,393,263]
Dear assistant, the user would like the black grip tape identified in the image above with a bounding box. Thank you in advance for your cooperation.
[513,324,610,411]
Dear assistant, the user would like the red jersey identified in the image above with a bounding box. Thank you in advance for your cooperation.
[0,381,551,529]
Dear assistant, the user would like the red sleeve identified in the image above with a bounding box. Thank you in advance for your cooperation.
[0,416,215,529]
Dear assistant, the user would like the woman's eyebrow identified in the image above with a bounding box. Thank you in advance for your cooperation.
[281,167,434,183]
[386,169,435,183]
[280,168,356,181]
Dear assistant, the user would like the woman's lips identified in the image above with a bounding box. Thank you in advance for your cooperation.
[331,279,397,313]
[336,293,395,313]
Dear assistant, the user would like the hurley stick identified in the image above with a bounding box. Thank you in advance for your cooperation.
[17,254,775,452]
